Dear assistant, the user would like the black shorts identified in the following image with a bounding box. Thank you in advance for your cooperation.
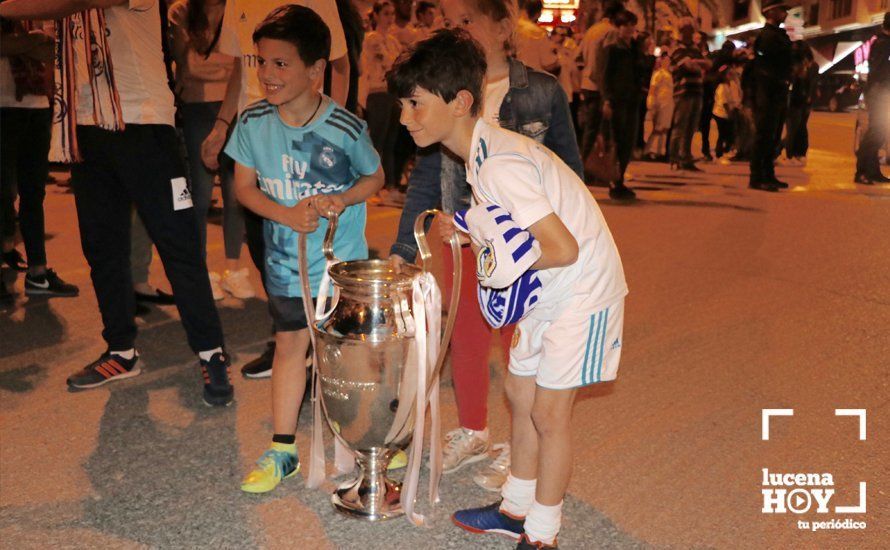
[267,294,310,333]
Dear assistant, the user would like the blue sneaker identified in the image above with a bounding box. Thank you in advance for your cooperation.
[452,501,525,540]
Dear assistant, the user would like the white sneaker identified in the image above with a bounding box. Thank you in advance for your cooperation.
[473,442,510,492]
[439,427,490,473]
[222,268,256,299]
[208,272,224,301]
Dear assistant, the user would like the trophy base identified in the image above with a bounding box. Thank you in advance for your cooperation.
[332,471,404,521]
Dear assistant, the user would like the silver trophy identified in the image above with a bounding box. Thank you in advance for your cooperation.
[298,209,461,521]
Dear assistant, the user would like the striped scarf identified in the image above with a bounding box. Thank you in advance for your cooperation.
[53,10,125,162]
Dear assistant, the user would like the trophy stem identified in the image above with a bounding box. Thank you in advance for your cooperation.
[332,449,404,521]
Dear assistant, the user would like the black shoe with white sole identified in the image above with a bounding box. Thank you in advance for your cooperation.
[25,269,79,297]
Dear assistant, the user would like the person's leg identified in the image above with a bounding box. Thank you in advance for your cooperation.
[700,93,714,158]
[0,108,20,256]
[579,91,603,164]
[669,97,689,165]
[70,126,137,350]
[611,100,639,186]
[123,125,224,353]
[129,209,153,291]
[179,101,219,258]
[242,295,308,492]
[682,95,703,165]
[714,116,727,158]
[16,108,51,272]
[799,106,811,158]
[365,92,397,189]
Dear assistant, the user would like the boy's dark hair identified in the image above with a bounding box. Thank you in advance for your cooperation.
[612,9,637,27]
[603,0,625,20]
[416,0,436,18]
[387,29,487,116]
[523,0,543,20]
[252,5,331,65]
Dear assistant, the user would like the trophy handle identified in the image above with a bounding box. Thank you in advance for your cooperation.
[322,211,339,262]
[412,209,462,388]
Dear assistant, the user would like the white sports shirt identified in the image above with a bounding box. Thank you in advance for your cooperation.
[466,119,628,320]
[218,0,347,114]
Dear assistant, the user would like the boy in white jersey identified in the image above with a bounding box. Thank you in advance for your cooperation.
[388,30,627,549]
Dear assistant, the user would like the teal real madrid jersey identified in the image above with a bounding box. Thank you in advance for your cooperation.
[225,97,380,297]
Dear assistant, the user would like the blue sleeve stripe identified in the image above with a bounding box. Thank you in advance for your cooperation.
[494,213,511,224]
[324,120,358,141]
[511,235,534,262]
[502,227,522,243]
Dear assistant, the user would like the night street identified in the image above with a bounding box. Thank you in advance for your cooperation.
[1,111,887,549]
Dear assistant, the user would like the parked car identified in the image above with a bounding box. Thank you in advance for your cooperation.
[813,71,862,112]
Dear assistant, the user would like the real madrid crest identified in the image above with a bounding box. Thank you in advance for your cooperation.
[319,146,336,169]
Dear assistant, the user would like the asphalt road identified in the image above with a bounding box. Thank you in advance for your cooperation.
[1,112,887,549]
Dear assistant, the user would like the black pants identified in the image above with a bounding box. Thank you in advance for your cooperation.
[700,88,715,156]
[856,89,889,177]
[714,115,735,158]
[610,98,640,186]
[750,84,788,183]
[670,94,703,164]
[579,90,604,164]
[365,91,400,188]
[784,104,810,158]
[0,108,52,267]
[71,124,223,352]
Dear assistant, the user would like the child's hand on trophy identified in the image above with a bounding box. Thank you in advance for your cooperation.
[313,194,345,218]
[285,199,320,233]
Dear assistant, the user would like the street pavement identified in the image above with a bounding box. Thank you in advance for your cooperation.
[1,112,887,549]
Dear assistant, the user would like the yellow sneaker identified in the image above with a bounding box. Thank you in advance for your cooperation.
[241,443,300,493]
[388,450,407,470]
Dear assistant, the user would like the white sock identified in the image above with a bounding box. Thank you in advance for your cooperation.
[198,347,223,361]
[524,499,563,546]
[499,474,536,518]
[110,348,136,360]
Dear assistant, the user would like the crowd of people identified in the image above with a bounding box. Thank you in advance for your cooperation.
[1,0,888,548]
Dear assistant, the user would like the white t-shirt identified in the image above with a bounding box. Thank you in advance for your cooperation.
[482,76,509,126]
[218,0,347,113]
[73,0,175,125]
[466,119,628,320]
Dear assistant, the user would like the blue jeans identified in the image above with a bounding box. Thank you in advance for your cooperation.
[179,101,244,260]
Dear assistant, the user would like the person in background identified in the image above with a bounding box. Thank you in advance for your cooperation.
[169,0,254,300]
[333,0,366,114]
[0,16,79,301]
[781,41,814,166]
[855,11,890,183]
[668,17,710,172]
[577,0,623,172]
[748,0,793,191]
[602,9,643,201]
[550,25,578,108]
[712,63,741,161]
[514,0,558,73]
[361,1,404,203]
[634,31,655,156]
[697,32,716,162]
[414,0,438,40]
[644,51,673,161]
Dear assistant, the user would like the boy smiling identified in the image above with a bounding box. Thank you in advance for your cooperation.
[388,30,627,549]
[225,5,383,493]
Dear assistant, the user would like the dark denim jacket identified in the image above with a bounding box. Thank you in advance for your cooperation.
[390,58,583,261]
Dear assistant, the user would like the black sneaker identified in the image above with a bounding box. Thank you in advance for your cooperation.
[241,342,275,378]
[201,351,234,407]
[516,534,559,549]
[749,181,779,192]
[67,351,141,389]
[25,269,79,297]
[608,185,637,202]
[2,249,27,271]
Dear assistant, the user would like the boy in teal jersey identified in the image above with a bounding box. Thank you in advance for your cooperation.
[225,5,384,493]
